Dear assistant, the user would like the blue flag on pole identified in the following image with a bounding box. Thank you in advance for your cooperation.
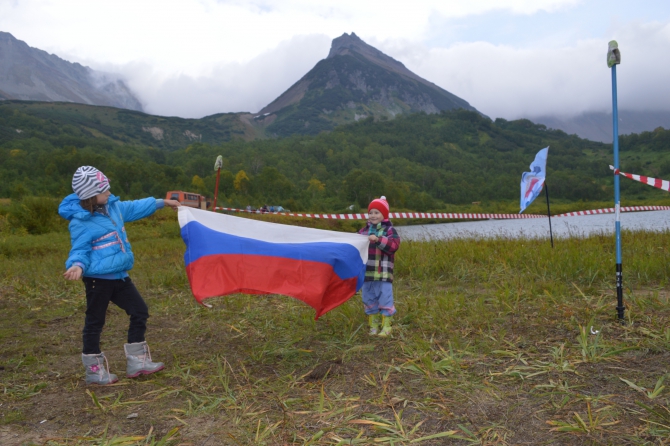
[520,147,549,213]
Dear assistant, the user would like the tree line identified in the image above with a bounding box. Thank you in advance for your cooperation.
[2,107,669,213]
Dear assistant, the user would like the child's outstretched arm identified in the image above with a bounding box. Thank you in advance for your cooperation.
[117,197,180,223]
[64,221,93,276]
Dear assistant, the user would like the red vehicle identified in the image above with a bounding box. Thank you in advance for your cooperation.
[165,191,211,209]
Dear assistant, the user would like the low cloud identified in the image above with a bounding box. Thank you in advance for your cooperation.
[77,19,670,121]
[107,35,330,118]
[6,0,666,121]
[102,21,669,121]
[394,21,670,120]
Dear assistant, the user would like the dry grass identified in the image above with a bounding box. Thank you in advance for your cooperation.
[1,209,670,445]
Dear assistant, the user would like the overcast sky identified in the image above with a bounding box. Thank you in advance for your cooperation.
[2,0,669,120]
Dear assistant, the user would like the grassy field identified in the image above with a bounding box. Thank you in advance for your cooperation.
[1,208,670,445]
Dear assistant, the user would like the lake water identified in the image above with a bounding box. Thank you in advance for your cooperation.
[395,210,670,241]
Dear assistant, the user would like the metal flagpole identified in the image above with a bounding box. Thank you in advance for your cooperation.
[544,183,554,248]
[213,155,223,211]
[608,41,625,322]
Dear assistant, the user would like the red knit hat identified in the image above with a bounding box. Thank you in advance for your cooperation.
[368,196,390,219]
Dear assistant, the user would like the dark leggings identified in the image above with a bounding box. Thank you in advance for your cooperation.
[82,277,149,354]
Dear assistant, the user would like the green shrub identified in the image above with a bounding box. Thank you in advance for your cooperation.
[0,214,8,234]
[8,196,65,235]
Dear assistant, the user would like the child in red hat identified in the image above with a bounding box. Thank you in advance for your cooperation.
[358,196,401,336]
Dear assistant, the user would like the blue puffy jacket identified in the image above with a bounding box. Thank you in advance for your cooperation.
[58,193,158,278]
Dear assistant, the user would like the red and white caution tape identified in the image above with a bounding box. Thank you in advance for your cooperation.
[555,206,670,217]
[215,207,541,220]
[610,165,670,192]
[214,206,670,220]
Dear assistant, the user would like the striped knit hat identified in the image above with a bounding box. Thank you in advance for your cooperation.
[368,196,390,220]
[72,166,110,200]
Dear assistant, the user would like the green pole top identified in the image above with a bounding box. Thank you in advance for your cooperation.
[607,40,621,68]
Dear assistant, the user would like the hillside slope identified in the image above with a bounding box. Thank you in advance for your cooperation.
[256,33,479,137]
[0,32,142,111]
[0,101,259,150]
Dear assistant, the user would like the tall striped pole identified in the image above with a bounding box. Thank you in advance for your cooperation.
[608,41,624,322]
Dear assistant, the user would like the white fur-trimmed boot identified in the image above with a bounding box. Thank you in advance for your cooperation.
[82,352,119,385]
[124,341,164,378]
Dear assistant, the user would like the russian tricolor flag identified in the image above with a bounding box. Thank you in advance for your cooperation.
[178,207,369,319]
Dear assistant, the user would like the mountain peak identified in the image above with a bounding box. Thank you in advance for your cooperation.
[327,32,407,71]
[328,32,371,57]
[257,32,479,136]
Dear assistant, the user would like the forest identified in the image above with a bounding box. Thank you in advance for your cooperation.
[2,104,670,214]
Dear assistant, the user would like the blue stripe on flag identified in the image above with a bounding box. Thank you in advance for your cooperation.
[182,220,365,282]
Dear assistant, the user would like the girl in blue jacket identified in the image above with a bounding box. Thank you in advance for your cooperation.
[60,166,180,385]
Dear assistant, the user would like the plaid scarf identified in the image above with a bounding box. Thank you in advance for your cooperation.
[368,223,383,237]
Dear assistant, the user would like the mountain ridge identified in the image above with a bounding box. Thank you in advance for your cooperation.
[0,31,143,112]
[4,30,669,142]
[326,32,446,93]
[531,110,670,143]
[256,33,478,136]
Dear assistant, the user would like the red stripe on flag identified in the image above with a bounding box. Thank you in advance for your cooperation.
[186,254,359,319]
